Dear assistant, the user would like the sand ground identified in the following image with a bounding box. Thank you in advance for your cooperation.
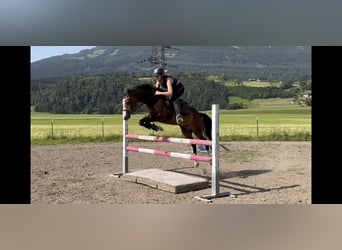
[31,141,311,204]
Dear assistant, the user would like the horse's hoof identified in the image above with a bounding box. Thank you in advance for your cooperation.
[150,124,164,132]
[157,126,164,131]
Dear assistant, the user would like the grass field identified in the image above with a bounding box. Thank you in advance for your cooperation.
[206,75,282,88]
[31,98,311,145]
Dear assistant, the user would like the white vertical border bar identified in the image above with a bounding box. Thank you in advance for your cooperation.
[122,99,128,173]
[211,104,219,196]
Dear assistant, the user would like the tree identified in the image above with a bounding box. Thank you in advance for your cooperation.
[280,79,293,89]
[235,79,243,86]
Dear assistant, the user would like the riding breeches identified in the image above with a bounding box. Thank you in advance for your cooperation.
[170,81,184,101]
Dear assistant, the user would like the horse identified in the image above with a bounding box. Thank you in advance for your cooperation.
[123,84,212,165]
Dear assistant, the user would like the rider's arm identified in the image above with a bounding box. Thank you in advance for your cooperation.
[155,78,173,97]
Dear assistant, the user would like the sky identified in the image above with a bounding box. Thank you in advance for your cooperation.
[30,46,96,63]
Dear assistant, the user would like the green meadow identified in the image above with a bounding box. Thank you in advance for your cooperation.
[31,98,311,145]
[206,75,282,88]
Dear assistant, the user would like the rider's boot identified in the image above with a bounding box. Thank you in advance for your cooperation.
[173,99,184,124]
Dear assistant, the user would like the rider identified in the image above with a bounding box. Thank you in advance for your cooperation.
[154,67,184,124]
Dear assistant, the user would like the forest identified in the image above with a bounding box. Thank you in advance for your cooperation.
[31,72,310,114]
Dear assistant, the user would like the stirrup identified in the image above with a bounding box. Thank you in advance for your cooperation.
[176,114,184,124]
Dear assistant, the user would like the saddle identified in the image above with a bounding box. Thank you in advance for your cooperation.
[165,99,191,115]
[179,99,192,114]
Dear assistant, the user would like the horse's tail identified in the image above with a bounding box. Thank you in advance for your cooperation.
[199,112,212,141]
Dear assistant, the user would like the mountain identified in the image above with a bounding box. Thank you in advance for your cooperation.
[31,46,311,80]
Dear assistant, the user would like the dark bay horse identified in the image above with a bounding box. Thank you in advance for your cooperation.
[123,84,212,162]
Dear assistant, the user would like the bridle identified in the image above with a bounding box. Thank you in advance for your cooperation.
[123,94,143,115]
[123,95,134,115]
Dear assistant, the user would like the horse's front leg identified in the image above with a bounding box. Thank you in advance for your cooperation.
[139,116,164,132]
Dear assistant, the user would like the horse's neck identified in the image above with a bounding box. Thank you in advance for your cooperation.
[134,91,154,104]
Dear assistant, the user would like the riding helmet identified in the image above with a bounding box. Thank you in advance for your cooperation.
[154,67,165,76]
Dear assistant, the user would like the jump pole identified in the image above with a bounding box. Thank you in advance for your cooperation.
[195,104,230,201]
[122,98,128,174]
[113,98,128,176]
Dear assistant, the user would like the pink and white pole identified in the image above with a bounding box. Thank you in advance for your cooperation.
[119,102,229,200]
[126,145,212,162]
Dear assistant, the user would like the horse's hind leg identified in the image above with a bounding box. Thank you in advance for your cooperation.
[191,144,199,167]
[180,125,199,167]
[192,121,212,155]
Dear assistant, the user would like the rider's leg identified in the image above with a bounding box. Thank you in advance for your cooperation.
[172,99,184,124]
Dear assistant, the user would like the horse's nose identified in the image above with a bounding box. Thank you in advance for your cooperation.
[123,113,130,120]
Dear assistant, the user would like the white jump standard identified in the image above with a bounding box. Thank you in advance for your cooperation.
[117,102,230,201]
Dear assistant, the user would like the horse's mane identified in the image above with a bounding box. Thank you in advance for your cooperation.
[127,83,168,104]
[128,84,156,93]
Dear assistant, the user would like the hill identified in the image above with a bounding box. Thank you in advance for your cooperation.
[31,46,311,81]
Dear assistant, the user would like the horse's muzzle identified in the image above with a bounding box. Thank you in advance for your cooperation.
[123,112,131,120]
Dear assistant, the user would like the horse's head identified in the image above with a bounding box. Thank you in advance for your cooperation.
[122,84,157,120]
[122,91,136,120]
